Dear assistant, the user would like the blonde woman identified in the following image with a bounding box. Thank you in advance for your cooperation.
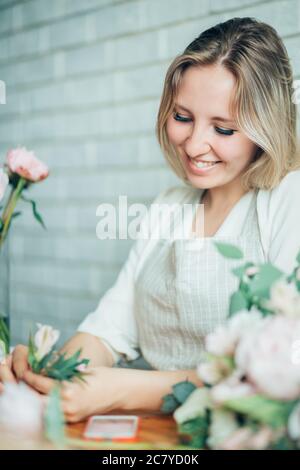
[1,17,300,422]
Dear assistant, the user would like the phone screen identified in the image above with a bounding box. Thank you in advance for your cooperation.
[83,415,139,441]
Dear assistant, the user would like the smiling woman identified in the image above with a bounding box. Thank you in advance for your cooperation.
[1,17,300,426]
[156,17,300,197]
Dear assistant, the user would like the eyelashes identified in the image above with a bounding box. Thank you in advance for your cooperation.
[172,112,235,136]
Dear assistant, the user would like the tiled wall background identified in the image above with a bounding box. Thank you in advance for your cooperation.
[0,0,299,345]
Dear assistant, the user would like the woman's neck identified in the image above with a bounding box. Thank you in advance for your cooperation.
[201,181,249,212]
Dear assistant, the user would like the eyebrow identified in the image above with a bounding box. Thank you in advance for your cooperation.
[174,102,235,124]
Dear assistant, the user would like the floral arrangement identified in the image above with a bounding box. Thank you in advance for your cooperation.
[28,323,89,382]
[0,146,49,355]
[162,242,300,450]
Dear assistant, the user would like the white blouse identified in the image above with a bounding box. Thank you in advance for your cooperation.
[77,169,300,367]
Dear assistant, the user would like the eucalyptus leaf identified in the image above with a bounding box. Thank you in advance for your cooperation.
[172,381,197,404]
[161,393,180,414]
[214,242,244,259]
[229,290,249,316]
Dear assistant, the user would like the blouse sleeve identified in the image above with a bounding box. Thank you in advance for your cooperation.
[265,170,300,274]
[77,186,179,364]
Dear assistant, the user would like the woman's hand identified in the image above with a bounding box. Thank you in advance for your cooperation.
[0,344,30,389]
[59,367,123,423]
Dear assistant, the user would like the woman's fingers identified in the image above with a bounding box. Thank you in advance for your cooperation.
[12,345,29,380]
[23,370,55,394]
[0,359,16,385]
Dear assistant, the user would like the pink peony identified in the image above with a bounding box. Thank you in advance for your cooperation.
[6,147,49,182]
[0,168,8,202]
[236,316,300,400]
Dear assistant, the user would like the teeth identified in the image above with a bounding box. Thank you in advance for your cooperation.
[193,160,219,168]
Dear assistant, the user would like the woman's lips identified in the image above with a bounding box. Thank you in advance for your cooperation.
[185,155,222,175]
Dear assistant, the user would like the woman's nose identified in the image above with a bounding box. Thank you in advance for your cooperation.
[184,124,211,158]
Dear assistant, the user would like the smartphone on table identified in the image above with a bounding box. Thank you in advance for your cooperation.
[83,415,140,442]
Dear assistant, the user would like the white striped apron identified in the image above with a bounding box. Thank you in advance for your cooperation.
[133,188,266,371]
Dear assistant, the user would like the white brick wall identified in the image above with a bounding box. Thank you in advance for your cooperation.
[0,0,299,345]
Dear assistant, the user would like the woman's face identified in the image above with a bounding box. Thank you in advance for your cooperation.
[166,64,258,190]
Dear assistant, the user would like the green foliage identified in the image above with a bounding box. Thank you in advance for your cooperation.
[214,242,244,260]
[161,380,197,415]
[223,395,297,429]
[178,413,210,449]
[44,386,65,447]
[161,394,180,414]
[28,331,89,382]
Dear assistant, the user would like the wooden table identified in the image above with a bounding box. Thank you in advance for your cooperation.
[66,410,181,450]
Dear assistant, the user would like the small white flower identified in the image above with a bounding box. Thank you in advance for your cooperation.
[34,323,60,361]
[0,382,43,436]
[207,409,239,449]
[174,388,212,425]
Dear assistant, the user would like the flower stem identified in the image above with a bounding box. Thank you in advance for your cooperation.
[0,177,26,250]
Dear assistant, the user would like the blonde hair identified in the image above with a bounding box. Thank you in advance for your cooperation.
[156,17,300,190]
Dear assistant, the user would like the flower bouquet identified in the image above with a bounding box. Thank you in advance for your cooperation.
[0,147,49,356]
[162,243,300,450]
[28,323,89,382]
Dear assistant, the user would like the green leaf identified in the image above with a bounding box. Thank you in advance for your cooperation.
[229,290,249,316]
[0,316,10,354]
[161,394,180,414]
[11,211,22,219]
[214,242,244,260]
[0,218,3,233]
[44,386,65,448]
[178,415,209,449]
[172,381,197,405]
[248,264,284,298]
[44,349,90,382]
[20,194,46,229]
[224,395,296,429]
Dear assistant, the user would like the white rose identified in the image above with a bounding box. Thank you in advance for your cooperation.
[34,323,60,361]
[236,316,300,400]
[205,310,263,357]
[211,371,256,404]
[263,280,300,317]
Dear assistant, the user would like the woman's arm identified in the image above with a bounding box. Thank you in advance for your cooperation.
[51,366,203,422]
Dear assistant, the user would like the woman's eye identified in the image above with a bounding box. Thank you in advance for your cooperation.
[215,127,235,136]
[173,112,191,122]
